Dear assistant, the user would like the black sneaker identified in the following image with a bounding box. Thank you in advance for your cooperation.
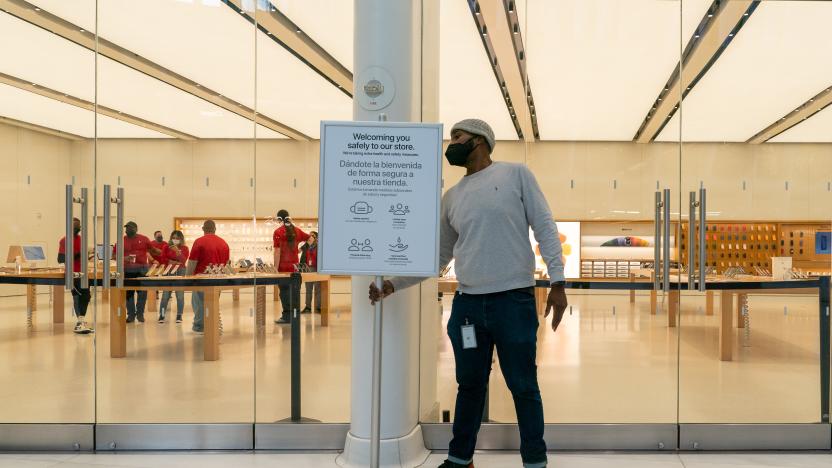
[301,307,312,314]
[158,314,165,323]
[175,316,183,323]
[137,315,145,323]
[126,316,135,323]
[274,318,290,324]
[438,461,474,468]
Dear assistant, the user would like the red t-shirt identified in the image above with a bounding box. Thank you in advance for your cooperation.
[189,234,230,274]
[122,234,153,270]
[58,235,81,273]
[150,240,168,262]
[273,226,309,272]
[162,244,189,266]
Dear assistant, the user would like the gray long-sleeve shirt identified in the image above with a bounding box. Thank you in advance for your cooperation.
[390,161,564,294]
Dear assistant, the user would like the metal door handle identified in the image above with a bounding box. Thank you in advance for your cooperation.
[65,185,74,291]
[654,191,662,292]
[103,185,111,289]
[698,187,707,292]
[116,187,125,289]
[688,192,696,290]
[79,187,89,289]
[663,189,670,293]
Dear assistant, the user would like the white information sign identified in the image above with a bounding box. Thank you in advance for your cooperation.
[318,121,443,277]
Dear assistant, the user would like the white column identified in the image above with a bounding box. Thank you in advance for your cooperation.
[337,1,438,467]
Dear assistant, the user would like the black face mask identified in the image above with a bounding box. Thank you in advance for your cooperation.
[126,228,137,237]
[155,235,163,242]
[444,137,477,166]
[73,227,81,236]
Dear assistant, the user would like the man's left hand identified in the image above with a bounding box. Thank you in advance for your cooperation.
[544,284,568,332]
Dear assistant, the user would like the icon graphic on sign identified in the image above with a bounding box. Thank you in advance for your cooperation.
[348,239,361,252]
[362,239,374,252]
[389,203,410,216]
[350,201,374,215]
[388,237,409,252]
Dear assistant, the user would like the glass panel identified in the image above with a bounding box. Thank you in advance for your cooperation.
[94,0,257,424]
[678,0,830,424]
[0,0,96,424]
[253,0,353,425]
[489,0,683,424]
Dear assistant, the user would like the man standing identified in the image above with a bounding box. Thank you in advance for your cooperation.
[122,221,161,323]
[150,230,167,264]
[369,119,568,468]
[58,217,92,334]
[186,220,229,334]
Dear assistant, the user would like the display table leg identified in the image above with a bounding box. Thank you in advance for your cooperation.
[255,286,266,328]
[26,285,37,312]
[650,290,657,315]
[668,290,679,328]
[102,288,109,301]
[706,290,714,316]
[232,289,240,303]
[736,293,747,328]
[148,290,157,312]
[110,289,127,358]
[52,285,64,324]
[720,291,734,361]
[320,280,330,327]
[629,274,636,304]
[204,288,220,361]
[535,287,547,316]
[274,285,280,302]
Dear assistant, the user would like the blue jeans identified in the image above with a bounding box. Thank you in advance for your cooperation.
[191,291,205,331]
[447,287,547,468]
[125,269,147,320]
[160,290,184,317]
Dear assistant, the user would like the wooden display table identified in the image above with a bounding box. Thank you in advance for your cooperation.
[109,273,332,362]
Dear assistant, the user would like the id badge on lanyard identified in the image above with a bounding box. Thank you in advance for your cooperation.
[461,318,477,349]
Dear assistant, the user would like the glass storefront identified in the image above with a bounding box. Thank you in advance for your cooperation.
[0,0,829,451]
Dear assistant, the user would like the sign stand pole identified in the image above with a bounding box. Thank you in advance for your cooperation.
[370,275,384,468]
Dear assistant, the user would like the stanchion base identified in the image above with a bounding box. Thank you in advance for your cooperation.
[275,417,321,423]
[337,424,429,468]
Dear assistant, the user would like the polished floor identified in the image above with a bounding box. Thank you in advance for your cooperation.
[0,282,823,424]
[1,452,832,468]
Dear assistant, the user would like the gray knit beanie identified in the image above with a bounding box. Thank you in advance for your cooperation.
[451,118,495,153]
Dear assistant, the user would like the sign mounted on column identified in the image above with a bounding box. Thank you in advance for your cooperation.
[318,121,442,277]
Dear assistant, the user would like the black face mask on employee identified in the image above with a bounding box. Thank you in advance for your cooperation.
[444,137,478,167]
[73,227,81,236]
[126,227,137,237]
[155,235,163,242]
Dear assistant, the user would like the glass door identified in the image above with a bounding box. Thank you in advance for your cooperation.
[93,0,258,449]
[0,0,97,449]
[677,0,831,449]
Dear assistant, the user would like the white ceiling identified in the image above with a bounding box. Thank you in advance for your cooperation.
[525,0,710,141]
[273,0,354,71]
[658,1,832,142]
[0,83,169,139]
[770,100,832,143]
[439,0,517,140]
[4,0,832,144]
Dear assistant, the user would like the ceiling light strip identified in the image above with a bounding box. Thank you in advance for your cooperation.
[0,115,85,141]
[225,0,353,97]
[467,0,528,141]
[503,0,538,139]
[0,71,195,140]
[747,85,832,143]
[634,0,758,143]
[0,0,309,140]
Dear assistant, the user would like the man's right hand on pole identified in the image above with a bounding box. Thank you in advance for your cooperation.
[368,280,395,305]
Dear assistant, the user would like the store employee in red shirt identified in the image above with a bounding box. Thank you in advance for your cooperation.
[186,219,230,333]
[58,217,92,334]
[120,221,162,323]
[150,230,167,263]
[273,209,309,324]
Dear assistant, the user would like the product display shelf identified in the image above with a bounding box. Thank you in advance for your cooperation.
[580,259,643,279]
[174,217,318,265]
[680,221,831,275]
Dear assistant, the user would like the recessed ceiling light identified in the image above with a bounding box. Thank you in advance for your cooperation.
[728,33,734,37]
[80,29,85,33]
[694,34,700,38]
[707,13,713,18]
[658,98,662,101]
[744,12,749,16]
[296,28,302,34]
[239,10,245,14]
[34,7,40,11]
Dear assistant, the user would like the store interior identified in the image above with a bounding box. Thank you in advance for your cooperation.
[0,0,831,437]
